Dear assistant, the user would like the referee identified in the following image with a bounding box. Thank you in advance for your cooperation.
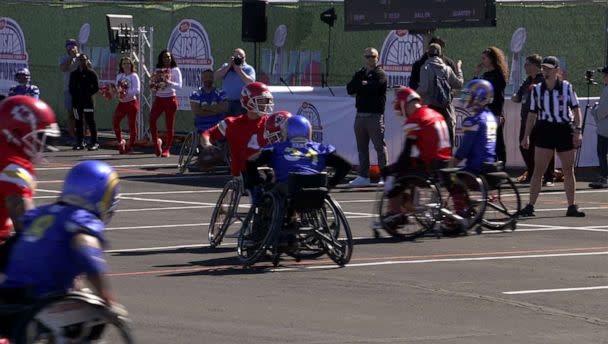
[520,56,585,217]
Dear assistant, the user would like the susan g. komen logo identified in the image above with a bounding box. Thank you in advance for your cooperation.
[0,17,29,95]
[296,102,323,142]
[379,30,424,87]
[167,19,214,110]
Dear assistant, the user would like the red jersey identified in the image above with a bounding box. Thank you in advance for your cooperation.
[0,152,35,241]
[207,114,269,176]
[402,106,452,164]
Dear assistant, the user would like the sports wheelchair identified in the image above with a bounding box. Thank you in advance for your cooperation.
[0,290,133,343]
[177,130,230,174]
[236,172,354,268]
[374,166,487,239]
[208,176,249,248]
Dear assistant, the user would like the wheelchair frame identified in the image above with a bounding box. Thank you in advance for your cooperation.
[1,291,133,344]
[177,130,231,175]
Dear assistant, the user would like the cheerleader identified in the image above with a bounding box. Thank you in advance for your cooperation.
[149,50,182,157]
[112,57,140,154]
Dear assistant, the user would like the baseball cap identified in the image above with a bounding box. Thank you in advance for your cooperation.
[541,56,560,69]
[598,66,608,74]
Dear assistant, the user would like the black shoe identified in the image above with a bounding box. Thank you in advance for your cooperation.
[382,213,407,230]
[519,204,535,217]
[87,143,100,151]
[566,204,585,217]
[72,143,85,150]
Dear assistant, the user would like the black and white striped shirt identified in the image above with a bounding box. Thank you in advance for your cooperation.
[529,80,579,124]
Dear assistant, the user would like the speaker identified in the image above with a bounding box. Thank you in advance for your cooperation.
[242,0,267,42]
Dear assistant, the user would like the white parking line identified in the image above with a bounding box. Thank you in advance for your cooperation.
[503,286,608,295]
[118,196,215,206]
[272,251,608,272]
[37,163,177,171]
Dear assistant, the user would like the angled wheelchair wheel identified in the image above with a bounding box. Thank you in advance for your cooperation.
[290,198,342,260]
[452,171,487,230]
[12,292,133,344]
[481,175,521,231]
[237,192,283,267]
[208,178,242,248]
[177,131,197,174]
[319,196,353,266]
[378,175,438,240]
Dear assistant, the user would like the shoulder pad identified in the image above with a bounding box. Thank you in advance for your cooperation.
[0,163,36,191]
[64,208,106,242]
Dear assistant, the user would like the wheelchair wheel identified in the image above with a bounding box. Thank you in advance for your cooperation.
[319,195,353,266]
[378,175,439,240]
[451,171,487,231]
[177,131,197,174]
[237,192,283,267]
[12,292,133,344]
[208,178,242,248]
[290,198,342,260]
[481,176,521,231]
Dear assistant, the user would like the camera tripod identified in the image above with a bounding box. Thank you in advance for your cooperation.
[575,75,598,167]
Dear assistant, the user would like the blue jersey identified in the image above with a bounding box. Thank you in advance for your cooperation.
[262,140,336,182]
[454,109,497,174]
[190,87,227,133]
[1,204,107,298]
[8,84,40,99]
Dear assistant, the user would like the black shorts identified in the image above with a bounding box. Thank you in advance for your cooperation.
[534,122,575,152]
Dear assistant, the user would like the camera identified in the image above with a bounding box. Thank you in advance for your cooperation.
[233,56,243,66]
[585,70,595,83]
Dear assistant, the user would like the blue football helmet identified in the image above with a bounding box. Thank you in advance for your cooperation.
[15,67,31,83]
[462,79,494,113]
[59,160,121,224]
[284,115,312,141]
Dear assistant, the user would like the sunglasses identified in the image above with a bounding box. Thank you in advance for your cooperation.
[364,55,377,59]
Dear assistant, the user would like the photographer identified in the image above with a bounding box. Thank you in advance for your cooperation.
[589,66,608,188]
[214,48,255,116]
[59,39,81,141]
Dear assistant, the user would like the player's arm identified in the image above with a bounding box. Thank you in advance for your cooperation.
[201,120,229,146]
[325,152,352,188]
[71,233,114,302]
[244,149,273,190]
[384,124,418,176]
[452,119,477,166]
[5,194,34,233]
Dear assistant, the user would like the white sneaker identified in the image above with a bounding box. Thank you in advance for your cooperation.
[377,178,385,186]
[348,176,371,187]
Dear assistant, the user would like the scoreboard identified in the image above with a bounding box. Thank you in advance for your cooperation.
[345,0,496,31]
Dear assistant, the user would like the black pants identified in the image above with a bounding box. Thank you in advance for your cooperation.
[519,120,554,180]
[74,107,97,145]
[496,122,506,164]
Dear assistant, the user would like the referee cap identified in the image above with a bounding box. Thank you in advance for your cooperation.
[541,56,560,69]
[598,66,608,74]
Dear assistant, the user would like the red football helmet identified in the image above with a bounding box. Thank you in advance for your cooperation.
[264,111,292,144]
[240,82,274,115]
[0,96,60,162]
[393,87,421,116]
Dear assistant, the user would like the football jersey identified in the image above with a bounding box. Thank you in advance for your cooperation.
[8,84,40,99]
[208,114,268,176]
[0,154,35,241]
[262,140,336,182]
[454,109,497,174]
[402,105,452,164]
[2,204,108,298]
[190,87,227,133]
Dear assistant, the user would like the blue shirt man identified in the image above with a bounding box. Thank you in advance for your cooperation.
[1,204,108,298]
[8,84,40,99]
[454,109,497,174]
[214,48,256,116]
[189,79,229,133]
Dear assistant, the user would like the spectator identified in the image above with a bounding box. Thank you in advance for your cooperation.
[417,43,463,146]
[59,39,80,141]
[112,56,140,154]
[8,68,39,99]
[409,36,458,90]
[214,48,255,116]
[69,54,99,151]
[589,66,608,188]
[346,47,388,187]
[149,50,182,158]
[474,47,508,164]
[190,69,229,134]
[512,54,555,185]
[520,56,585,217]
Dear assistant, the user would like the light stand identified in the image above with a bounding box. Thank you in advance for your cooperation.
[320,8,336,96]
